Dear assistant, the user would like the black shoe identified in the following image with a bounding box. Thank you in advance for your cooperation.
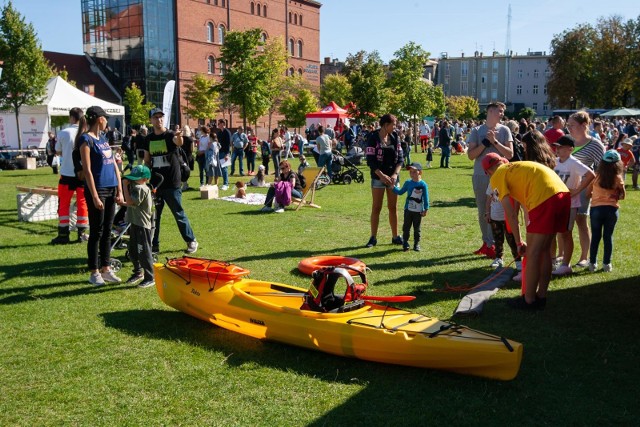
[391,236,403,245]
[402,243,410,252]
[138,279,155,288]
[126,273,144,284]
[365,236,377,248]
[413,244,421,252]
[152,245,160,253]
[507,295,540,311]
[50,235,70,245]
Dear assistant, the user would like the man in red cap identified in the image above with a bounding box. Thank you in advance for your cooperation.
[483,153,570,310]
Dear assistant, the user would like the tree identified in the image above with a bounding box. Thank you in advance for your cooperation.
[260,36,289,132]
[319,74,351,107]
[517,107,536,121]
[182,73,218,123]
[123,82,155,127]
[446,96,479,120]
[279,88,318,130]
[0,1,51,150]
[345,50,388,124]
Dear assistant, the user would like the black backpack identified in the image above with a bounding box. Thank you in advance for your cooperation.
[175,146,191,182]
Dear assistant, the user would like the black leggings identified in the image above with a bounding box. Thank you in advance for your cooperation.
[86,187,117,271]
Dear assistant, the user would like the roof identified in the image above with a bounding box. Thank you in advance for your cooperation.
[43,51,120,103]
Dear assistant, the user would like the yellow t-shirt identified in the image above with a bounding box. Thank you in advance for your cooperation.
[490,161,569,211]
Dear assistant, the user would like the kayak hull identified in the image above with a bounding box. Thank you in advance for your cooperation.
[155,263,522,380]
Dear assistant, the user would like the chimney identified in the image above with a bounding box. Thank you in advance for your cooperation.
[324,57,330,64]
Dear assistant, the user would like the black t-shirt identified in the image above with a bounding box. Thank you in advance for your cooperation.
[143,130,180,190]
[217,128,232,154]
[281,170,303,192]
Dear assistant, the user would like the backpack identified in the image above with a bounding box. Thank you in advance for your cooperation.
[175,146,191,182]
[274,180,292,207]
[232,133,244,149]
[510,139,525,162]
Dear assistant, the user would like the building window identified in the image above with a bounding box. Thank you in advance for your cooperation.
[481,89,487,101]
[260,32,267,43]
[218,24,225,44]
[543,84,547,95]
[492,60,498,72]
[263,5,267,17]
[294,14,298,25]
[492,74,498,84]
[533,102,538,111]
[298,68,303,75]
[517,69,523,78]
[516,85,522,95]
[545,68,550,78]
[207,22,214,42]
[289,12,292,23]
[289,38,294,56]
[461,61,468,77]
[533,69,539,78]
[251,2,254,14]
[257,3,261,15]
[543,102,548,112]
[482,60,488,70]
[461,81,468,94]
[214,0,218,5]
[219,60,224,75]
[207,56,215,74]
[491,89,497,100]
[288,67,294,76]
[297,40,303,58]
[532,84,539,95]
[299,14,302,26]
[222,0,226,6]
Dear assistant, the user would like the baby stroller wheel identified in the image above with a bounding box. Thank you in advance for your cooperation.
[343,175,352,185]
[110,258,123,272]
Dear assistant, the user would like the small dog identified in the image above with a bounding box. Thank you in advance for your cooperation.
[235,181,247,198]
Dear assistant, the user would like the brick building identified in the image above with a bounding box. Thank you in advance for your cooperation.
[81,0,321,134]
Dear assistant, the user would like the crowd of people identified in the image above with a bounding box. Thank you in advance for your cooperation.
[46,103,637,303]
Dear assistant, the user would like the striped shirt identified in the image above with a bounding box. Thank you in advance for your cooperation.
[572,137,605,171]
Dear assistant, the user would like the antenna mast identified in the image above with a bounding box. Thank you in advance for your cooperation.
[505,4,512,55]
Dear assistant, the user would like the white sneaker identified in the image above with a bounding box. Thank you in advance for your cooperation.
[603,264,612,272]
[221,185,229,191]
[274,207,285,213]
[186,240,198,254]
[515,260,522,271]
[490,258,504,268]
[552,264,573,276]
[575,260,589,268]
[89,272,105,286]
[101,270,122,283]
[588,262,597,272]
[512,271,522,282]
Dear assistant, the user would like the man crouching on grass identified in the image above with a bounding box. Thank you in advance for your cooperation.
[482,153,570,310]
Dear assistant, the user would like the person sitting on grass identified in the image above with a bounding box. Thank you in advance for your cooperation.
[119,165,155,288]
[483,153,570,310]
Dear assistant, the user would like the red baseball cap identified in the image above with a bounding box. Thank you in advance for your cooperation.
[481,152,508,174]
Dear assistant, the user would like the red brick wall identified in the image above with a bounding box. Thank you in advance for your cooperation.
[175,0,320,139]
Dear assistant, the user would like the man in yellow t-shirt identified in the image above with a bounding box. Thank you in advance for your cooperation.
[483,153,570,310]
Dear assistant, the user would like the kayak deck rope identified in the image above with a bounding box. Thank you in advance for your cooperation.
[163,259,226,291]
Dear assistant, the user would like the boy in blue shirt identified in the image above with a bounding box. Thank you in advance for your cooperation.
[393,162,429,251]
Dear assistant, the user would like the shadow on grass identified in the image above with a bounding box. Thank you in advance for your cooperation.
[430,196,478,209]
[101,275,640,424]
[0,257,86,290]
[0,283,127,305]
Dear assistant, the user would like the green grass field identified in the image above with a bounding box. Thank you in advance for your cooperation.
[1,154,638,426]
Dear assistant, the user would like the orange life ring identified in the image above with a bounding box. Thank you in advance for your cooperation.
[167,256,250,281]
[298,256,366,276]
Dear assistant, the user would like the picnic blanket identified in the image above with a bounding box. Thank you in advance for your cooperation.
[219,193,266,206]
[453,267,515,317]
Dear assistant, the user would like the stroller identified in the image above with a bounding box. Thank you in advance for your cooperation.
[330,151,365,185]
[344,146,364,165]
[108,173,163,272]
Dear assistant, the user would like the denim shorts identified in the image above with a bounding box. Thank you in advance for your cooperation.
[371,177,399,189]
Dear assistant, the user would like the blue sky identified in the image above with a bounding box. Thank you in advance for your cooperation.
[12,0,640,61]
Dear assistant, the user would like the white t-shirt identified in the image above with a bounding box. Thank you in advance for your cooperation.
[554,155,591,208]
[58,124,79,177]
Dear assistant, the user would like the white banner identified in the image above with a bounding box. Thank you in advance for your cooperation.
[162,80,175,130]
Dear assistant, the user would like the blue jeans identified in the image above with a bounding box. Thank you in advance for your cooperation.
[440,145,451,167]
[318,152,333,177]
[219,152,229,185]
[231,148,244,175]
[589,205,618,265]
[271,151,281,175]
[246,151,256,173]
[153,186,196,248]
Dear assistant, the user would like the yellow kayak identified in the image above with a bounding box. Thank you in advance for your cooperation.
[154,262,523,380]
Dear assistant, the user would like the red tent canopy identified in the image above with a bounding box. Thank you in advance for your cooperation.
[305,102,350,118]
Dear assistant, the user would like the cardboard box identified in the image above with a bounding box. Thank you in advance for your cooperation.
[200,185,218,200]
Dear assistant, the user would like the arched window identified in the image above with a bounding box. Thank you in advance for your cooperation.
[250,2,254,14]
[298,68,303,75]
[263,5,267,17]
[297,40,303,58]
[222,0,226,6]
[299,14,302,26]
[289,12,292,23]
[207,56,215,74]
[289,38,294,56]
[294,14,298,25]
[288,67,295,76]
[260,32,267,43]
[218,24,225,44]
[206,22,214,42]
[219,60,225,75]
[257,3,261,16]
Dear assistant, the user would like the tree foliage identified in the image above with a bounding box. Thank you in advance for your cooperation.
[344,50,388,124]
[182,73,218,121]
[445,96,480,120]
[0,1,51,150]
[124,82,155,127]
[261,36,293,129]
[548,15,640,109]
[279,88,318,129]
[319,73,351,107]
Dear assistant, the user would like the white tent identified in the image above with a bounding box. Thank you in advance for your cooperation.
[0,76,125,149]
